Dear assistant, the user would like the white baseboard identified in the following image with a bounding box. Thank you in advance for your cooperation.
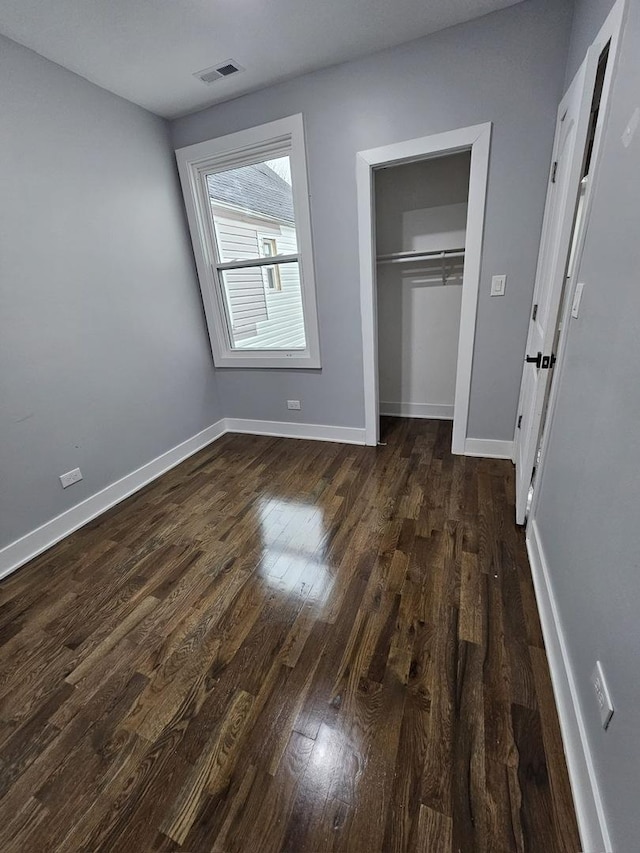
[379,402,454,420]
[526,519,611,853]
[464,437,514,459]
[0,416,367,582]
[0,419,228,583]
[224,418,366,445]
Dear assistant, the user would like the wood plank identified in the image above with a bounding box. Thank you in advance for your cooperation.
[160,688,254,844]
[415,804,453,853]
[459,550,485,645]
[511,703,556,853]
[530,646,581,851]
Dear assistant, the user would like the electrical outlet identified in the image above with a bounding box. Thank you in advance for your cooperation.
[592,661,614,730]
[59,467,83,489]
[287,400,301,410]
[491,274,507,297]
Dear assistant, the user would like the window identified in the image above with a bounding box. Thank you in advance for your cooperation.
[176,115,320,368]
[260,238,282,292]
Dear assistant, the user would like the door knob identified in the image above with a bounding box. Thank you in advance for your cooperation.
[525,351,556,369]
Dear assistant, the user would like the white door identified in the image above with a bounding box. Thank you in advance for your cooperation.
[514,50,600,523]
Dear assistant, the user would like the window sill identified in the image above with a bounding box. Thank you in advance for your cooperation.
[213,352,321,369]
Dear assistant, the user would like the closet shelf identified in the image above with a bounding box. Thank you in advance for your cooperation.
[376,248,465,265]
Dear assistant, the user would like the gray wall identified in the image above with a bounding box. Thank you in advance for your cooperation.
[565,0,616,82]
[0,35,223,550]
[172,0,574,440]
[534,1,640,848]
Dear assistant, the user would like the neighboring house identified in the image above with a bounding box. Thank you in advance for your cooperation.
[207,163,306,349]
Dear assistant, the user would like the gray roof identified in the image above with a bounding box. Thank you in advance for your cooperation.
[207,162,295,223]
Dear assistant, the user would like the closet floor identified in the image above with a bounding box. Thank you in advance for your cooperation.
[0,418,580,852]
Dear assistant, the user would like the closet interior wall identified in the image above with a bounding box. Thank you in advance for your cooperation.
[375,152,471,421]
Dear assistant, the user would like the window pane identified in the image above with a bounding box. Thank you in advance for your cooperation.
[207,157,298,263]
[264,265,281,291]
[220,262,306,350]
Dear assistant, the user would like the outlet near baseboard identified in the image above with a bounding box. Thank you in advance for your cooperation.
[287,400,301,410]
[59,467,83,489]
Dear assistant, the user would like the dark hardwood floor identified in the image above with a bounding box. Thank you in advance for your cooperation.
[0,418,580,852]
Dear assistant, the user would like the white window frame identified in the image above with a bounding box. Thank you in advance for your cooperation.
[175,114,321,368]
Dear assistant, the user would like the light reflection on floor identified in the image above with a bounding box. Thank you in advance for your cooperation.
[256,496,334,606]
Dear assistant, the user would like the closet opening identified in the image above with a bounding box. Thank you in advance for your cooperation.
[357,124,492,451]
[374,151,471,437]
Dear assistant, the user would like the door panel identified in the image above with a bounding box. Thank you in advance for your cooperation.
[514,49,600,523]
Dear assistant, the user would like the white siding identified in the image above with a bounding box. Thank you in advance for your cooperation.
[250,224,305,349]
[212,207,266,338]
[211,205,305,349]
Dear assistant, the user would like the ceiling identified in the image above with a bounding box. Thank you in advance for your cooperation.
[0,0,523,119]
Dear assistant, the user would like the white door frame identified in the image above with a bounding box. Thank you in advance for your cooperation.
[522,0,626,527]
[357,123,492,451]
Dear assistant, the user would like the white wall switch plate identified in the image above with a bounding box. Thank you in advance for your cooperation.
[491,274,506,297]
[59,467,83,489]
[571,282,585,318]
[287,400,301,410]
[592,660,614,730]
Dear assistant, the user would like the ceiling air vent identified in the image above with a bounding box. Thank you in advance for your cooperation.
[194,60,244,85]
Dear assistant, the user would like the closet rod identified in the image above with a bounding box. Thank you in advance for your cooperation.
[376,248,465,265]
